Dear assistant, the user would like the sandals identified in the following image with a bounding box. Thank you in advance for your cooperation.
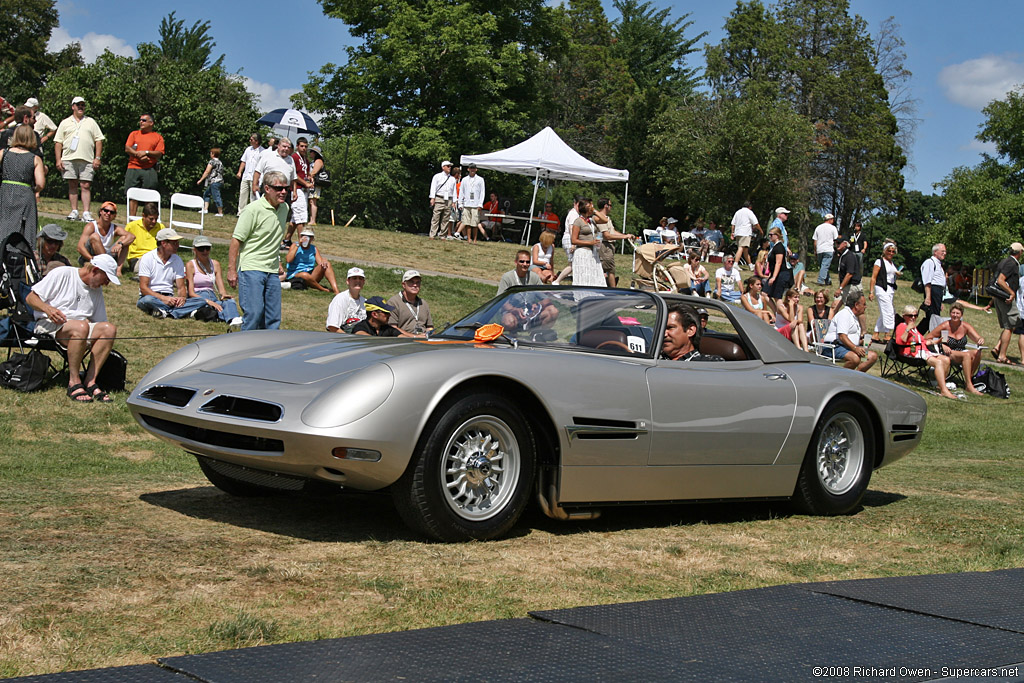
[67,383,93,403]
[86,384,114,403]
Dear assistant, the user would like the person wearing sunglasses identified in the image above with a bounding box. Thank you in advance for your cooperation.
[76,201,134,273]
[53,96,105,222]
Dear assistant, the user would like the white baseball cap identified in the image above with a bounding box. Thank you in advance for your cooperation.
[775,207,789,215]
[71,96,86,105]
[402,269,421,282]
[24,98,39,108]
[824,213,835,220]
[89,254,121,285]
[441,160,452,168]
[347,267,366,279]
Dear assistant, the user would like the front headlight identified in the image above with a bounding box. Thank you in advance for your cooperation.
[301,363,395,428]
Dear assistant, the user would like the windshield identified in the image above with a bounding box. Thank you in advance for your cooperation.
[435,287,662,358]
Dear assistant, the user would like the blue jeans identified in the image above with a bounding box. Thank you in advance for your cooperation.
[197,289,241,322]
[692,279,709,297]
[203,181,223,209]
[238,269,281,330]
[815,252,833,284]
[137,294,210,319]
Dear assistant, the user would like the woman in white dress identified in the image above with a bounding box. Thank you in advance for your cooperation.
[868,241,899,341]
[570,201,605,287]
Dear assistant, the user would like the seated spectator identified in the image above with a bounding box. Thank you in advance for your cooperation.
[352,296,400,336]
[77,201,134,271]
[185,235,243,331]
[531,232,556,284]
[283,229,339,293]
[714,254,742,302]
[387,270,433,337]
[700,220,724,260]
[806,289,838,332]
[682,251,710,297]
[498,250,543,295]
[25,254,120,403]
[923,302,986,396]
[789,252,810,293]
[822,293,878,372]
[741,276,775,324]
[123,202,163,276]
[136,228,213,319]
[480,192,501,241]
[34,224,72,275]
[658,217,679,245]
[753,237,771,281]
[326,267,367,333]
[661,303,723,361]
[895,305,957,398]
[776,288,809,351]
[535,201,559,234]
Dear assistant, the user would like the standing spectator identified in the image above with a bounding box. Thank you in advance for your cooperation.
[252,138,296,246]
[868,241,899,341]
[990,241,1022,365]
[25,98,57,148]
[25,254,120,403]
[850,221,868,269]
[326,267,367,333]
[765,226,792,305]
[0,106,41,154]
[236,133,262,215]
[250,136,278,201]
[822,293,878,372]
[569,200,605,287]
[447,166,463,239]
[714,254,742,302]
[76,201,133,272]
[730,201,761,269]
[0,124,45,245]
[53,96,104,221]
[771,207,790,250]
[34,224,72,275]
[283,229,339,293]
[427,160,455,240]
[459,163,486,243]
[308,144,325,225]
[917,243,947,335]
[136,228,210,319]
[286,137,314,245]
[228,171,290,330]
[812,213,838,285]
[185,235,242,330]
[835,236,863,303]
[554,196,582,284]
[387,270,433,337]
[196,147,225,216]
[123,113,165,216]
[700,220,724,260]
[123,202,165,275]
[592,197,634,287]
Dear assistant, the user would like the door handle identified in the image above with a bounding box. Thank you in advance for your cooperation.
[763,372,788,381]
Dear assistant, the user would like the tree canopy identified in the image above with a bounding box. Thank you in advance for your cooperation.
[0,0,81,105]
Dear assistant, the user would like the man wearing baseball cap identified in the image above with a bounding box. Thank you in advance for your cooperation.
[387,270,433,336]
[53,96,105,222]
[35,224,72,274]
[771,207,790,250]
[326,267,367,333]
[351,296,400,337]
[26,254,120,403]
[427,160,455,239]
[136,227,211,319]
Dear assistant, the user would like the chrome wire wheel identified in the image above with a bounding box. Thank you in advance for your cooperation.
[815,412,864,496]
[439,416,521,521]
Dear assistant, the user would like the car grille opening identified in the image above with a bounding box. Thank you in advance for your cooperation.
[140,414,284,453]
[199,395,283,422]
[198,456,304,490]
[139,385,196,407]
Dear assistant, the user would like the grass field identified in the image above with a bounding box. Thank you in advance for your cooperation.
[2,203,1023,677]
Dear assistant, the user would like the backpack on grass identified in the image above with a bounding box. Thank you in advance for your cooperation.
[973,366,1009,399]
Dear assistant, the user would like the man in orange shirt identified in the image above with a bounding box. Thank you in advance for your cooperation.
[535,201,559,234]
[123,113,165,216]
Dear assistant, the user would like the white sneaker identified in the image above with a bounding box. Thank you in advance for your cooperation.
[228,317,243,332]
[66,209,79,220]
[81,211,94,222]
[147,307,167,319]
[215,213,224,217]
[280,281,291,290]
[199,209,208,214]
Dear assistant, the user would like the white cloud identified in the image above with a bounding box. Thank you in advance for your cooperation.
[48,26,136,62]
[939,54,1024,109]
[961,139,998,154]
[243,77,301,114]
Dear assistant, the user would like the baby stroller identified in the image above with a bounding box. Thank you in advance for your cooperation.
[630,241,687,293]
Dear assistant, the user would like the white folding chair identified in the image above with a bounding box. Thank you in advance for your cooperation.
[811,318,838,363]
[169,193,205,236]
[642,229,662,244]
[126,188,161,223]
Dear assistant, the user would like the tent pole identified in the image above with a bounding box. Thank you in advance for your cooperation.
[621,182,630,254]
[523,169,541,245]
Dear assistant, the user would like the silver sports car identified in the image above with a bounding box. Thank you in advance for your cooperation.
[128,287,926,541]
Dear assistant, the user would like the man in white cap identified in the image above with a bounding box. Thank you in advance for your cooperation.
[387,270,433,336]
[771,207,790,250]
[812,213,839,285]
[25,253,120,403]
[326,267,367,333]
[428,160,455,239]
[24,98,57,147]
[136,227,212,319]
[53,96,105,222]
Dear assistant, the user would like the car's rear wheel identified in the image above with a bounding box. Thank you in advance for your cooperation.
[392,393,536,541]
[793,398,874,515]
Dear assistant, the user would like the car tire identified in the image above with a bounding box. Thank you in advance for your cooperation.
[793,398,874,515]
[392,393,536,541]
[196,455,281,497]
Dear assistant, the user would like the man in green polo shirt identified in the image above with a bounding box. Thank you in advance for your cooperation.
[228,170,288,330]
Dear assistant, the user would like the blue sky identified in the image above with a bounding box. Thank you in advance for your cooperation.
[51,0,1024,194]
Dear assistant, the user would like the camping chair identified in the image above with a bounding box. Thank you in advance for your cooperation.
[169,193,205,236]
[810,318,838,363]
[630,242,683,293]
[879,336,931,385]
[126,188,162,223]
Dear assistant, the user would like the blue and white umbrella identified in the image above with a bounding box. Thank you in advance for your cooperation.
[256,108,321,136]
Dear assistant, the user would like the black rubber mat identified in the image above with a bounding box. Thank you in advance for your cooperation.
[531,585,1024,682]
[7,664,188,682]
[801,568,1024,633]
[160,618,689,682]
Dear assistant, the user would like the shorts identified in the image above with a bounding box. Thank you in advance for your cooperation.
[993,296,1020,330]
[820,342,853,361]
[124,167,158,191]
[461,206,481,227]
[290,188,309,224]
[735,235,751,248]
[599,243,615,273]
[62,159,95,181]
[33,319,99,346]
[840,282,863,304]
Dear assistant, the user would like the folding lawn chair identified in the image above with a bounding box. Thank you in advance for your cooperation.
[810,318,838,363]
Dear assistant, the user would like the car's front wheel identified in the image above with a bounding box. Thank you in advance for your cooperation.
[392,393,536,541]
[793,398,874,515]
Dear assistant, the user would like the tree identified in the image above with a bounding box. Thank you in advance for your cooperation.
[156,12,224,71]
[0,0,82,105]
[867,190,942,272]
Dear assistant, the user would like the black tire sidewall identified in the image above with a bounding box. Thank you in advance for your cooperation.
[794,398,874,515]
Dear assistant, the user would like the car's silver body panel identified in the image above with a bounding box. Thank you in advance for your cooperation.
[128,291,926,509]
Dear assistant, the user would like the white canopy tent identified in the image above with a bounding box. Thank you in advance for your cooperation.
[460,127,630,244]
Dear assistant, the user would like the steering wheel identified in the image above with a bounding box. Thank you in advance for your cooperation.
[596,340,633,353]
